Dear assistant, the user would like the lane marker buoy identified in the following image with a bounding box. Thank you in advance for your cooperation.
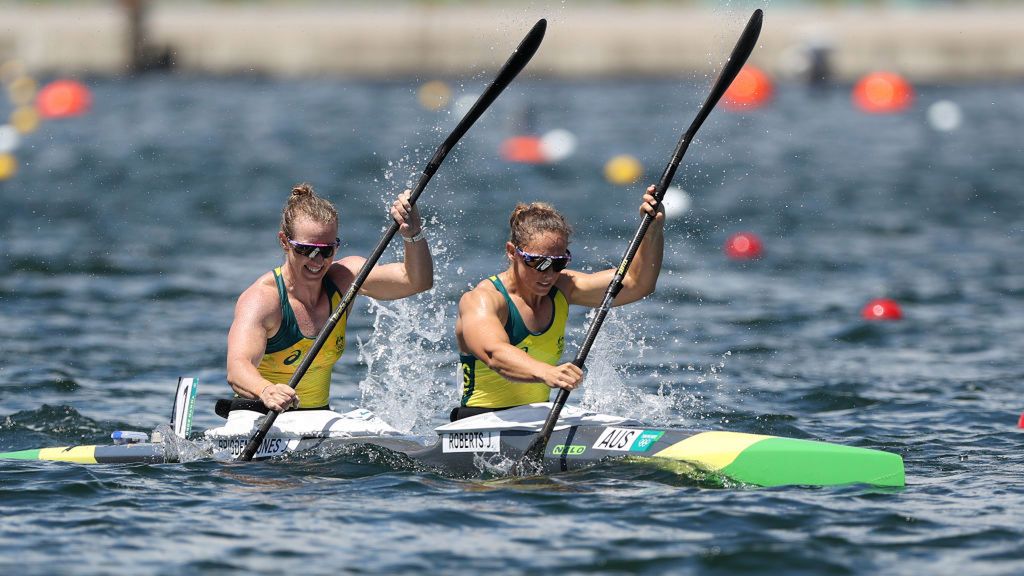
[604,154,643,185]
[853,72,913,113]
[724,65,773,110]
[861,298,902,321]
[725,232,763,260]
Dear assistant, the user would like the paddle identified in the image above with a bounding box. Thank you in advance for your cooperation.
[239,18,548,461]
[517,9,763,468]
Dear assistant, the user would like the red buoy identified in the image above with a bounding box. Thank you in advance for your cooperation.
[500,136,545,164]
[1018,412,1024,429]
[861,298,902,321]
[724,65,773,110]
[725,232,763,260]
[852,72,913,114]
[36,79,92,118]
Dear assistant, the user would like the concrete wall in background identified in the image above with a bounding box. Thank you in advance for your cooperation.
[2,4,1023,81]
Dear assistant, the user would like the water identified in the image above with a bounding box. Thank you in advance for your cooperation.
[1,75,1022,574]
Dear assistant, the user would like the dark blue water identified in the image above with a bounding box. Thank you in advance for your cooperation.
[1,73,1022,575]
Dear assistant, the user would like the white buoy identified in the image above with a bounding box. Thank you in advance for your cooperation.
[661,186,690,217]
[452,93,480,119]
[0,125,18,154]
[927,100,962,132]
[539,128,577,162]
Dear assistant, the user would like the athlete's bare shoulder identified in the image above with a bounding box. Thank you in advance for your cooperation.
[327,257,360,292]
[459,277,506,317]
[234,271,282,332]
[456,277,509,351]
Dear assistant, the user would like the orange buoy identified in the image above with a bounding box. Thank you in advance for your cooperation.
[724,65,773,110]
[725,232,763,260]
[861,298,902,321]
[852,72,913,113]
[500,136,545,164]
[36,79,92,119]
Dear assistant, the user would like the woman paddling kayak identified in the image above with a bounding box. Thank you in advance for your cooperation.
[452,187,664,421]
[227,183,433,413]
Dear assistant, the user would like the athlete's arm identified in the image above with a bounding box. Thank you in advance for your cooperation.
[457,284,582,391]
[226,284,298,412]
[559,185,665,308]
[354,189,434,300]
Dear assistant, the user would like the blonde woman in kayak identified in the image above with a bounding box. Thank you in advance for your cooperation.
[227,183,433,413]
[452,186,664,421]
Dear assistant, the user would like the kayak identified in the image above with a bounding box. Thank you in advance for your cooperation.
[0,378,905,488]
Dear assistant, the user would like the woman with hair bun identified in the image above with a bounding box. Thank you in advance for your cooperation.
[227,184,432,413]
[452,186,664,421]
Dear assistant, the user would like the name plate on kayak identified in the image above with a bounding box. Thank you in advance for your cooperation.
[442,431,500,453]
[216,436,294,458]
[592,428,664,452]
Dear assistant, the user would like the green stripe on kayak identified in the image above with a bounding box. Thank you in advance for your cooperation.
[721,437,905,487]
[0,449,43,460]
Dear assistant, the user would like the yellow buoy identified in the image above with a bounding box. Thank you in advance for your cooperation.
[11,106,39,134]
[0,153,17,180]
[604,154,643,185]
[7,76,37,106]
[0,60,23,84]
[417,80,452,111]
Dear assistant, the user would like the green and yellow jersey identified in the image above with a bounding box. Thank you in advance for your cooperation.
[460,275,567,408]
[256,267,348,408]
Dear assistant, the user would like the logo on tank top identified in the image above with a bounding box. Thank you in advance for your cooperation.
[334,334,345,352]
[557,336,564,355]
[283,350,302,365]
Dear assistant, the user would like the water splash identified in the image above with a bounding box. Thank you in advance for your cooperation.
[357,295,455,434]
[154,423,210,463]
[358,137,463,433]
[471,451,522,477]
[573,305,734,426]
[574,307,676,423]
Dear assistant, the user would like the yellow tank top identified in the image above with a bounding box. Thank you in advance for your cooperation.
[460,275,567,408]
[257,267,348,408]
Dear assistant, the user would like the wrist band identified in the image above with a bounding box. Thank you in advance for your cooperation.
[260,384,272,397]
[402,229,425,243]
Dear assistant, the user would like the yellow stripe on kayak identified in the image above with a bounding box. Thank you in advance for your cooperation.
[37,446,99,464]
[652,431,772,471]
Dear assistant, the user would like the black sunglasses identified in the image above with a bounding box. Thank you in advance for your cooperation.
[515,246,572,272]
[287,237,340,260]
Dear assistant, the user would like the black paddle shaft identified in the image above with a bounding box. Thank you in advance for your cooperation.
[239,19,548,461]
[520,10,763,463]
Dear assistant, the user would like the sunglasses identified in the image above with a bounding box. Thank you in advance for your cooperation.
[514,246,572,272]
[287,237,340,260]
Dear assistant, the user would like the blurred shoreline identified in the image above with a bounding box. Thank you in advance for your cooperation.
[2,4,1024,81]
